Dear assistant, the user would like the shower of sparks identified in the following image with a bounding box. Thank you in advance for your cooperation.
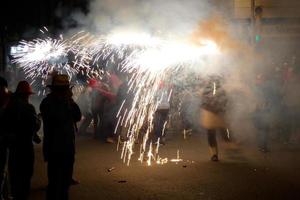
[12,29,220,165]
[10,29,95,94]
[114,34,219,165]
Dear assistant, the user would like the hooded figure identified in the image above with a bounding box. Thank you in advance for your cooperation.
[199,75,228,161]
[3,80,41,200]
[40,74,81,200]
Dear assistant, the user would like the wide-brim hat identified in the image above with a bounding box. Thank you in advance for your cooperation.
[47,74,71,88]
[15,81,34,95]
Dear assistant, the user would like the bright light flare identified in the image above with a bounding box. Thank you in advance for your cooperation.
[107,31,161,47]
[13,38,68,65]
[127,39,220,73]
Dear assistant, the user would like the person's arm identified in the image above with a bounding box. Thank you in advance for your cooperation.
[40,99,49,161]
[29,104,41,132]
[70,99,82,122]
[96,88,116,101]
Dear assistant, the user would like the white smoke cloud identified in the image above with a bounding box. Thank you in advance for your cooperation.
[68,0,212,36]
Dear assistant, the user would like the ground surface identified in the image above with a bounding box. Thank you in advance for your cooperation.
[29,130,300,200]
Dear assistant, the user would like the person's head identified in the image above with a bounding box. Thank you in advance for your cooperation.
[88,78,98,89]
[15,81,34,100]
[48,74,72,94]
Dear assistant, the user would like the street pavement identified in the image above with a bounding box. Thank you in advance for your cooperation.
[29,130,300,200]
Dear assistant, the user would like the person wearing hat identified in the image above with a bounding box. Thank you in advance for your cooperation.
[40,74,81,200]
[2,80,41,200]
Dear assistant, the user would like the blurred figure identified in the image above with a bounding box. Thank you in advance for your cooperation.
[88,78,108,139]
[3,81,41,200]
[89,76,117,142]
[114,73,134,141]
[40,74,81,200]
[199,75,229,161]
[77,83,93,136]
[101,72,120,143]
[88,78,102,138]
[181,92,196,137]
[252,73,273,152]
[0,77,11,200]
[153,81,171,145]
[281,68,300,144]
[76,67,88,84]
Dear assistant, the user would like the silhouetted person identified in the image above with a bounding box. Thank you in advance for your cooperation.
[40,74,81,200]
[3,81,41,200]
[0,77,11,199]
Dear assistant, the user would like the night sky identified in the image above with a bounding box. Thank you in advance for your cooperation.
[2,0,88,38]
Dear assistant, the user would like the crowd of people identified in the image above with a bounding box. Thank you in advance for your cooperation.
[0,74,81,200]
[0,55,300,199]
[0,68,173,199]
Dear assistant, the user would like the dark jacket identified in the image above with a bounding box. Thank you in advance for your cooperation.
[0,90,11,142]
[3,94,40,147]
[201,77,228,114]
[40,92,81,161]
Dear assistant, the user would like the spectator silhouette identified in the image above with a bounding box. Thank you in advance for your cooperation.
[40,74,81,200]
[3,80,41,200]
[0,77,11,199]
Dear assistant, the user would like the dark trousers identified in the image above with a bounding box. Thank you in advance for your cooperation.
[207,129,230,146]
[8,145,34,200]
[0,145,7,198]
[78,113,93,135]
[207,129,218,148]
[153,109,169,140]
[47,154,74,200]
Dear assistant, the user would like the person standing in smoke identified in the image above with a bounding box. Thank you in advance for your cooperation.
[88,78,116,141]
[114,73,135,141]
[181,90,199,137]
[101,72,120,143]
[199,75,229,161]
[40,74,81,200]
[0,77,11,199]
[3,81,41,200]
[153,81,171,145]
[77,82,93,136]
[252,73,273,152]
[88,78,104,139]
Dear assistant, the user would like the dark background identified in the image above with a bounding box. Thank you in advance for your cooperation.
[0,0,88,71]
